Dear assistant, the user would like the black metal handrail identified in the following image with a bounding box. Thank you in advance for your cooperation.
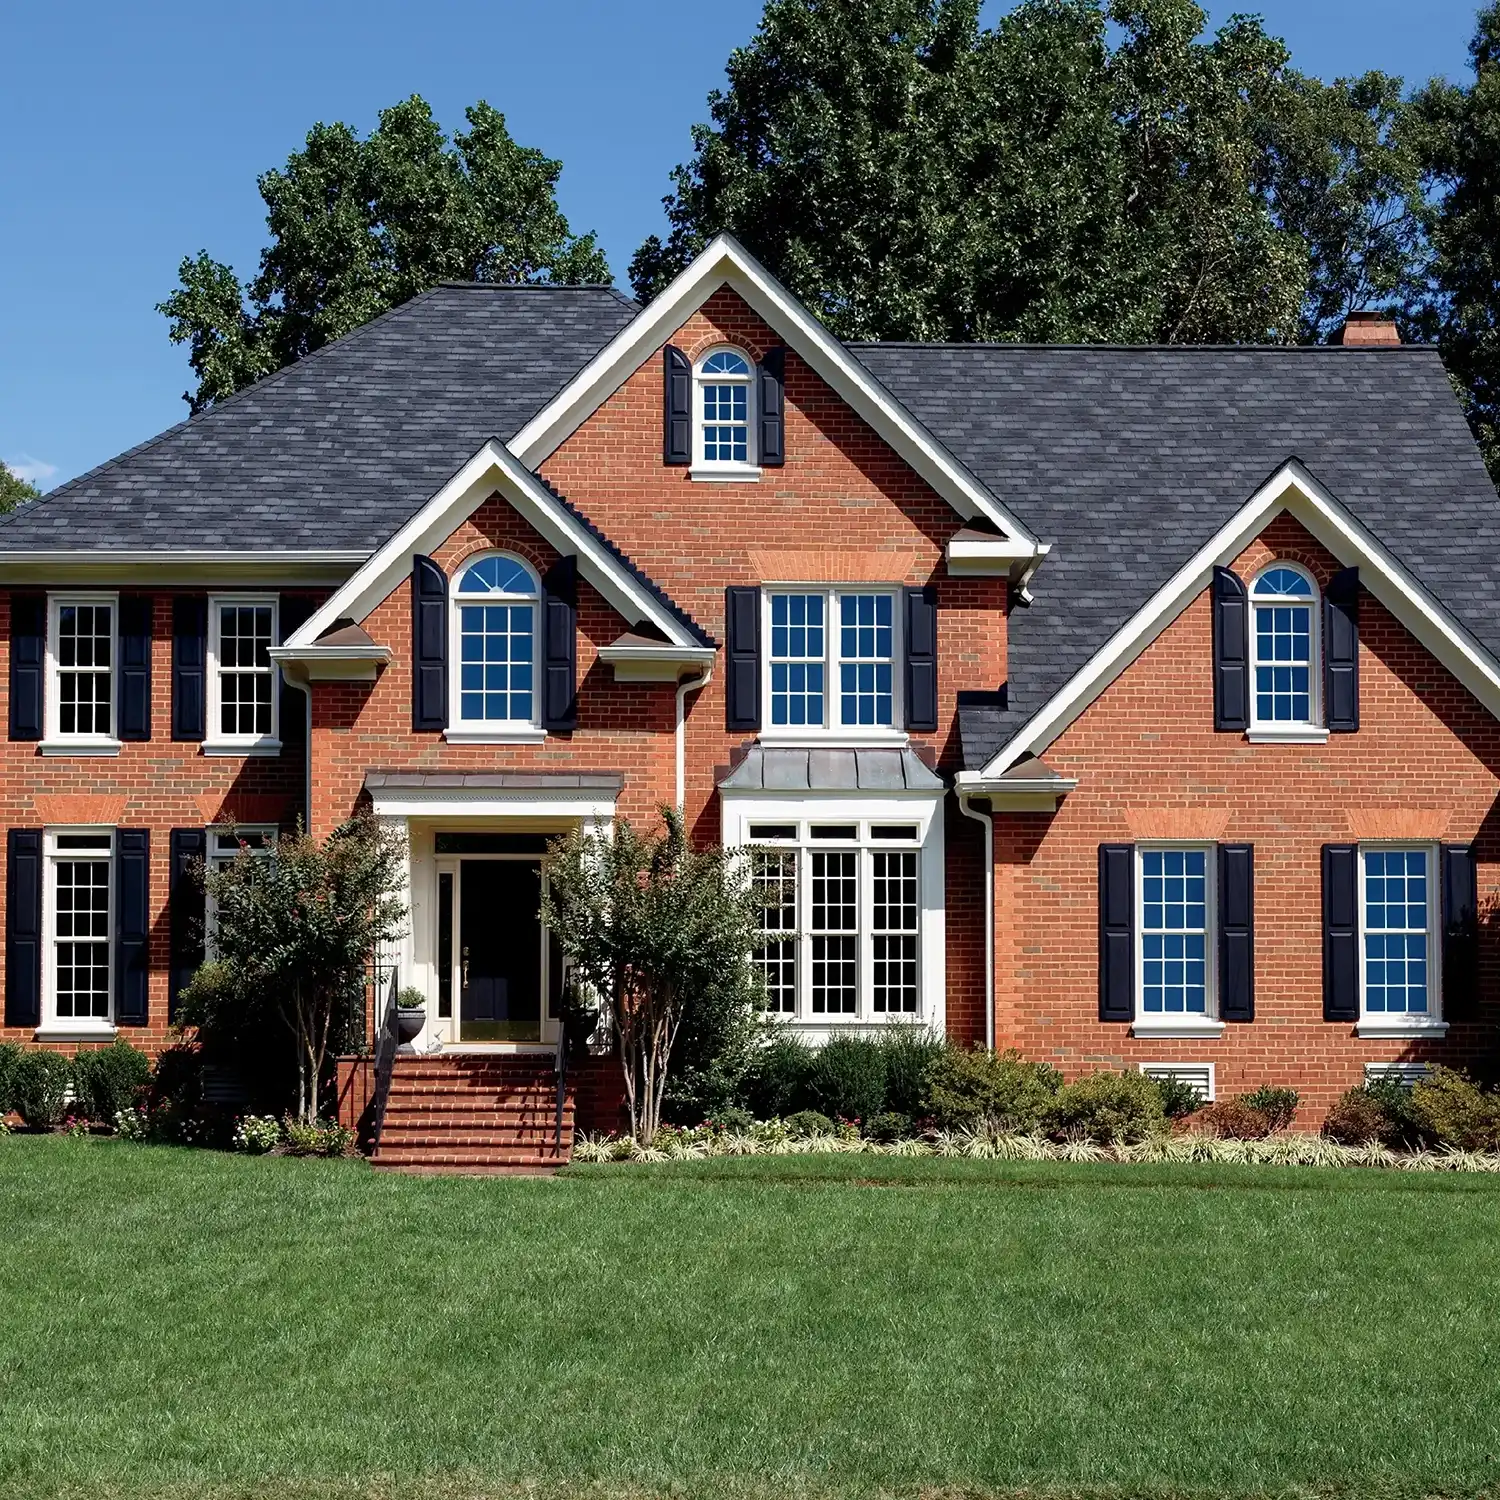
[369,968,400,1150]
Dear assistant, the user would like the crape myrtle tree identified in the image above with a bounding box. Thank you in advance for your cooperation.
[160,95,610,413]
[541,809,768,1145]
[177,814,408,1122]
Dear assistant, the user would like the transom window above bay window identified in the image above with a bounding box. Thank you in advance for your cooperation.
[207,596,279,748]
[767,589,898,733]
[696,348,754,469]
[1250,563,1320,733]
[452,554,539,730]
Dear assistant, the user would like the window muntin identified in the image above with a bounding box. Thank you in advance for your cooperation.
[47,831,113,1023]
[1137,846,1212,1017]
[810,849,858,1015]
[51,597,115,740]
[1361,847,1435,1017]
[696,348,753,466]
[753,849,798,1014]
[454,554,539,726]
[766,588,900,732]
[1250,563,1319,729]
[871,850,918,1013]
[209,597,278,742]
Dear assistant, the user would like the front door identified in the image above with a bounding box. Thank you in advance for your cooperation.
[459,859,543,1042]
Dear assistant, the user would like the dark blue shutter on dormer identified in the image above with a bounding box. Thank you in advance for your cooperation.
[1217,844,1255,1022]
[9,592,44,741]
[1322,844,1359,1022]
[278,595,315,748]
[119,594,152,741]
[1442,843,1479,1019]
[758,347,785,467]
[1324,566,1359,733]
[412,555,447,732]
[1212,566,1249,732]
[904,585,938,732]
[1098,843,1135,1022]
[115,829,150,1027]
[541,555,578,733]
[5,828,42,1027]
[169,828,205,1022]
[172,594,207,741]
[725,587,760,732]
[664,346,691,465]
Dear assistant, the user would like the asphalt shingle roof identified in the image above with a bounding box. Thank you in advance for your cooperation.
[851,343,1500,768]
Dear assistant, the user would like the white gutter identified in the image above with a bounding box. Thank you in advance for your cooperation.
[675,665,714,809]
[956,790,995,1051]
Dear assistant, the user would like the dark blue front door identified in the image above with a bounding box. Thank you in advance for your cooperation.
[459,860,542,1042]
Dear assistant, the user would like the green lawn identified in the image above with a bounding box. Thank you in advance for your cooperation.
[4,1139,1500,1500]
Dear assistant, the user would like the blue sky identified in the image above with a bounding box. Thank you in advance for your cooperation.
[0,0,1483,492]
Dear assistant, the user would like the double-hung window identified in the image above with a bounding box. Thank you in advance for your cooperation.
[45,830,114,1027]
[1360,845,1440,1028]
[1135,845,1217,1029]
[767,589,898,733]
[204,826,276,954]
[207,596,279,748]
[1249,564,1321,737]
[695,348,754,470]
[48,595,116,746]
[451,553,541,736]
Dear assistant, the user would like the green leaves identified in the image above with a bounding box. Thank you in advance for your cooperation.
[0,461,42,514]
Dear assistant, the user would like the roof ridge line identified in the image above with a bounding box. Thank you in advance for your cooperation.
[849,340,1433,353]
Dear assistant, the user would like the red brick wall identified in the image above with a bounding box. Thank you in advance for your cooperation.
[995,514,1500,1121]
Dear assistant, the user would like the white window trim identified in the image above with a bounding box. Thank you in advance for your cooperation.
[41,592,121,755]
[691,345,760,480]
[204,594,281,754]
[35,827,116,1040]
[446,552,547,742]
[760,586,906,743]
[1138,1063,1216,1103]
[1247,561,1326,743]
[1132,842,1225,1039]
[1355,841,1449,1038]
[721,794,944,1038]
[204,825,278,957]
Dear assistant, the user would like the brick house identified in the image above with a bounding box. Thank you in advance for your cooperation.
[3,237,1499,1157]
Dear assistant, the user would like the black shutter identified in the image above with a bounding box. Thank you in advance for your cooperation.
[278,594,316,747]
[541,556,578,733]
[1324,566,1360,733]
[724,587,760,732]
[758,347,785,467]
[1098,843,1135,1022]
[118,594,152,741]
[1212,566,1249,732]
[115,829,150,1027]
[664,345,691,465]
[1442,843,1479,1018]
[411,555,448,732]
[1322,843,1359,1022]
[5,829,42,1027]
[169,828,206,1022]
[904,585,939,732]
[9,592,44,741]
[172,594,207,741]
[1217,843,1255,1022]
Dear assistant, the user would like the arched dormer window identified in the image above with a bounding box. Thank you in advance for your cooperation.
[695,347,755,469]
[1250,562,1320,732]
[452,553,540,728]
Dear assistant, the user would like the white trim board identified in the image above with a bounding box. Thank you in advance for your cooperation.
[970,460,1500,777]
[509,234,1038,551]
[286,439,705,651]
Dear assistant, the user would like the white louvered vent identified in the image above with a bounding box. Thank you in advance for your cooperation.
[1139,1063,1215,1102]
[1364,1062,1431,1088]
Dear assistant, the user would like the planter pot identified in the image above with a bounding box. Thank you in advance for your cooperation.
[393,1006,426,1051]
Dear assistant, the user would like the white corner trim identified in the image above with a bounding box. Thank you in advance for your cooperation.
[285,440,706,653]
[979,459,1500,775]
[507,234,1038,551]
[37,739,122,757]
[1131,1016,1227,1039]
[1355,1018,1450,1039]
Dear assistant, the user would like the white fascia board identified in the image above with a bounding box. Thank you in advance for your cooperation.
[366,785,617,822]
[268,644,393,683]
[0,550,366,586]
[509,233,1038,552]
[979,459,1500,776]
[286,440,700,650]
[597,642,717,682]
[946,534,1041,577]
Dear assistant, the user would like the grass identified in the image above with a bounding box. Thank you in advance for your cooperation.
[4,1138,1500,1500]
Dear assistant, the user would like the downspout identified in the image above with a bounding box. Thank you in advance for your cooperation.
[957,791,995,1051]
[675,665,714,811]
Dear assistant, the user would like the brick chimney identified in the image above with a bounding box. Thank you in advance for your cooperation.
[1332,310,1401,347]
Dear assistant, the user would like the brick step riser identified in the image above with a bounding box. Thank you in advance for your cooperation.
[373,1151,569,1167]
[377,1135,574,1152]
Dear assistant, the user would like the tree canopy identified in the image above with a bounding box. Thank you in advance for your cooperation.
[160,96,610,413]
[0,462,41,514]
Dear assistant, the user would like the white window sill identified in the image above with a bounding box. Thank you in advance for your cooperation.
[34,1023,117,1042]
[1131,1016,1226,1039]
[37,739,121,757]
[690,465,762,483]
[201,739,282,758]
[1355,1018,1449,1039]
[1246,726,1330,744]
[758,729,910,747]
[443,725,547,745]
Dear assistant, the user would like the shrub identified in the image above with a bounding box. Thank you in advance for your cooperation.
[1362,1076,1431,1148]
[71,1040,151,1125]
[784,1109,835,1137]
[1200,1098,1273,1139]
[740,1034,815,1119]
[1322,1087,1395,1145]
[143,1044,207,1143]
[707,1106,755,1134]
[0,1040,24,1115]
[808,1035,887,1124]
[281,1118,356,1157]
[233,1115,282,1153]
[1045,1069,1165,1143]
[1410,1068,1500,1151]
[864,1111,913,1143]
[395,987,427,1010]
[1241,1086,1300,1132]
[12,1051,72,1129]
[1151,1074,1204,1120]
[921,1047,1062,1131]
[879,1029,947,1118]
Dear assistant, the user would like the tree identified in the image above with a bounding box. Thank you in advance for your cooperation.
[178,815,408,1121]
[0,461,40,514]
[541,810,767,1145]
[160,96,610,413]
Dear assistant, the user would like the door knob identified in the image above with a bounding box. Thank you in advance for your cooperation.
[462,945,470,989]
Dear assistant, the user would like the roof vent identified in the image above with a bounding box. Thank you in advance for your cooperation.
[1331,310,1401,347]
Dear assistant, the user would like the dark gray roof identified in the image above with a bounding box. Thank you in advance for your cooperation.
[0,283,637,553]
[719,744,943,793]
[853,343,1500,768]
